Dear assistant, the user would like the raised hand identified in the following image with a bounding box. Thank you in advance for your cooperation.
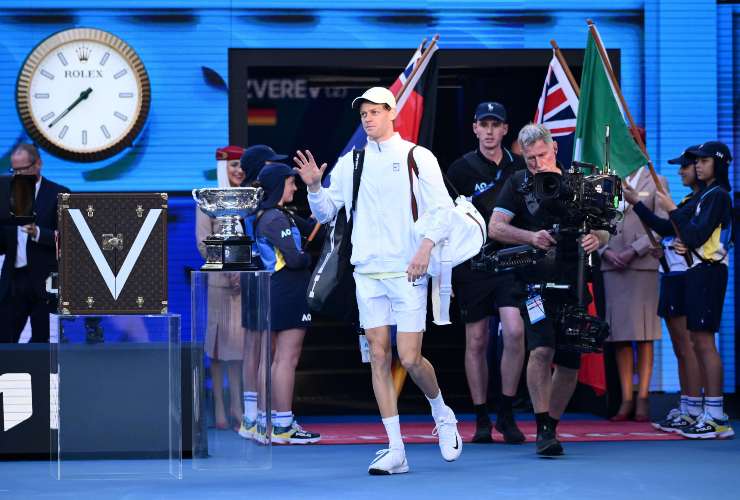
[293,150,327,192]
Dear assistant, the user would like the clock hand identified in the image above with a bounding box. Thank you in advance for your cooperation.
[48,87,93,128]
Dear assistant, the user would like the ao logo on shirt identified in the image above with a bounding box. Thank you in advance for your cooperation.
[475,182,491,192]
[302,313,311,322]
[281,228,292,238]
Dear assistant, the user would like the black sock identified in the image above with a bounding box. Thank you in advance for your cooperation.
[549,416,559,432]
[535,412,550,434]
[474,403,490,425]
[499,395,515,416]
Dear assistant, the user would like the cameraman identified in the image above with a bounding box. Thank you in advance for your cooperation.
[489,124,606,456]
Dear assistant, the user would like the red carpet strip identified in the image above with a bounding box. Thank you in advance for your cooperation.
[299,420,683,445]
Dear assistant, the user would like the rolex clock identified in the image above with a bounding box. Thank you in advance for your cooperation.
[16,28,151,162]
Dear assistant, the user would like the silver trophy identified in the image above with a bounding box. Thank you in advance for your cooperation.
[192,187,263,270]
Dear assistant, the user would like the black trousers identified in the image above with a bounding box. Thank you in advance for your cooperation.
[0,267,54,343]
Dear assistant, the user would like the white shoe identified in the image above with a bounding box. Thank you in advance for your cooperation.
[368,448,409,475]
[433,408,462,462]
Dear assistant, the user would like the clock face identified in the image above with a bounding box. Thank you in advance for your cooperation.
[16,28,151,162]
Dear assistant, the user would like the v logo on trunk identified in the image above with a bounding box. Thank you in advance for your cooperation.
[68,209,161,300]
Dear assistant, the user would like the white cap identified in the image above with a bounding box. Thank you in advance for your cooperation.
[351,87,397,110]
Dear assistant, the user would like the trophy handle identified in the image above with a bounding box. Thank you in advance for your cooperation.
[191,189,201,204]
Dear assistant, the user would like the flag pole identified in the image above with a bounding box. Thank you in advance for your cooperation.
[391,34,439,397]
[550,39,580,97]
[394,34,439,101]
[586,19,691,266]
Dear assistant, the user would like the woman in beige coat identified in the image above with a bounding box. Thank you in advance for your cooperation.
[601,166,668,421]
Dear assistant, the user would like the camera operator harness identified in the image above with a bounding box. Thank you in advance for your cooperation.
[473,161,623,353]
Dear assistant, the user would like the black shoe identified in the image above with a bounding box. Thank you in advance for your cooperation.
[495,413,525,444]
[471,421,493,443]
[536,427,563,456]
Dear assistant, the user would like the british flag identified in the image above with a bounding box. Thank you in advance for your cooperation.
[534,54,579,167]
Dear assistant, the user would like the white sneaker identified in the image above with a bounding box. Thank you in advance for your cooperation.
[433,407,462,462]
[368,448,409,475]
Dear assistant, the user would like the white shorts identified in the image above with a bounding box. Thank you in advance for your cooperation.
[353,273,428,332]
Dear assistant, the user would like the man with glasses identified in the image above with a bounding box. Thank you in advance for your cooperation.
[0,143,69,343]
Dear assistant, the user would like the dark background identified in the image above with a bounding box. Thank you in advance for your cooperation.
[228,48,617,187]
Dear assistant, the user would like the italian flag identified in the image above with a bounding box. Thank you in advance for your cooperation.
[573,27,647,177]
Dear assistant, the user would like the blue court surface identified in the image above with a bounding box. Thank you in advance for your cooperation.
[2,436,738,499]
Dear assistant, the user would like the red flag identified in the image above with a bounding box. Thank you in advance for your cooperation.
[577,283,607,395]
[390,42,439,147]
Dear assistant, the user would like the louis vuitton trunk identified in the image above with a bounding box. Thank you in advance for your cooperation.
[57,193,168,314]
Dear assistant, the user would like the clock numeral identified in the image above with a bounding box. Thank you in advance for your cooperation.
[100,125,111,139]
[57,52,69,66]
[34,93,50,99]
[119,92,134,98]
[41,112,55,122]
[58,125,69,140]
[100,52,110,66]
[82,130,88,146]
[114,111,128,122]
[40,69,55,80]
[113,69,127,80]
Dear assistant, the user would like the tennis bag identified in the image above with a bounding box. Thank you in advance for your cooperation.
[408,147,487,324]
[305,150,364,321]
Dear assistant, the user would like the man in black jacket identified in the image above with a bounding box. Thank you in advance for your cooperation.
[446,102,527,443]
[0,144,69,343]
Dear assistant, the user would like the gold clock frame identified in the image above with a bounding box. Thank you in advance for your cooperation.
[15,28,151,163]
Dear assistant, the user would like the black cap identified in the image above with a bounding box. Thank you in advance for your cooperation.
[686,141,732,165]
[667,145,699,166]
[474,102,507,122]
[240,145,288,185]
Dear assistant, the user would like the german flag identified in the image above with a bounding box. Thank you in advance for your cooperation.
[247,108,277,126]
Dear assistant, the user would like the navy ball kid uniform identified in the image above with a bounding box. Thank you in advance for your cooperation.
[669,184,733,332]
[254,208,313,331]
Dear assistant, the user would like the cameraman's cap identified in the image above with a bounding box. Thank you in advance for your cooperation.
[474,102,507,122]
[667,145,699,166]
[351,87,397,110]
[686,141,732,165]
